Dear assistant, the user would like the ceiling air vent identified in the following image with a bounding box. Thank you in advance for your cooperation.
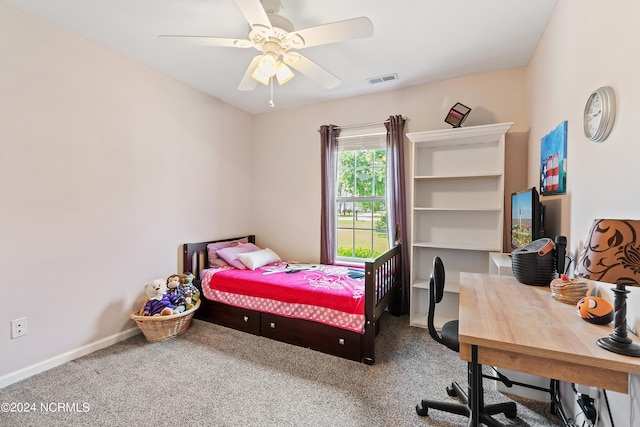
[367,73,399,85]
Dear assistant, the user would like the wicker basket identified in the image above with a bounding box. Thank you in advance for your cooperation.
[130,299,200,342]
[550,278,589,305]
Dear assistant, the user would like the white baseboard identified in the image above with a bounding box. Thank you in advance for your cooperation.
[0,327,140,389]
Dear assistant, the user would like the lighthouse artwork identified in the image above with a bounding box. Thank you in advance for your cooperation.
[540,121,567,195]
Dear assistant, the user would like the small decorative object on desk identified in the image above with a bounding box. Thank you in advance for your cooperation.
[550,274,589,305]
[576,296,614,325]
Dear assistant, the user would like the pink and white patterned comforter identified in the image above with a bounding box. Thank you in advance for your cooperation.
[200,262,367,333]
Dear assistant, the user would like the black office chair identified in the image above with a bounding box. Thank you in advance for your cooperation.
[416,256,517,426]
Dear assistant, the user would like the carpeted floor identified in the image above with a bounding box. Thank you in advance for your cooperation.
[0,314,562,426]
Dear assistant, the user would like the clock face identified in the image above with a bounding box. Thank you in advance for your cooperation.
[584,92,602,138]
[583,86,616,142]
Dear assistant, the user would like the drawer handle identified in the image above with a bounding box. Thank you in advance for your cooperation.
[339,338,345,345]
[243,316,249,322]
[270,322,276,329]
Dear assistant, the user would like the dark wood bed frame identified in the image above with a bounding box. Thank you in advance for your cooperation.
[182,235,401,365]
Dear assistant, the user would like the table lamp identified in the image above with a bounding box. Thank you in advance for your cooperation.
[575,219,640,357]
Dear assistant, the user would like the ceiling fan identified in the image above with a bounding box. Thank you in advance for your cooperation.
[159,0,374,91]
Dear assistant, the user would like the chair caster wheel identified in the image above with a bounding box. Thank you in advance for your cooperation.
[415,403,429,416]
[505,411,517,419]
[446,386,457,397]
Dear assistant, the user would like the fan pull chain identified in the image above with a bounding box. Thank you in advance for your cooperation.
[269,77,275,108]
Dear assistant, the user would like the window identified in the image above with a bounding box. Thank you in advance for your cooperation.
[335,131,389,262]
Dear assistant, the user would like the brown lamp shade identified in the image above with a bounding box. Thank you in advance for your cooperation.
[575,219,640,287]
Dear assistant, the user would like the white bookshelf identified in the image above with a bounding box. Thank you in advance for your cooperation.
[407,123,513,329]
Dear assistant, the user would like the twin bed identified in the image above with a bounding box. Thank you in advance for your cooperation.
[183,235,401,364]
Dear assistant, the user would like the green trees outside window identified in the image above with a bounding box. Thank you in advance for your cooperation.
[336,148,389,260]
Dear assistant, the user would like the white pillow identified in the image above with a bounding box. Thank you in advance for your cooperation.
[237,248,281,270]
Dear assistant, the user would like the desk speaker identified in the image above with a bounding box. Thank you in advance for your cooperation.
[511,238,556,286]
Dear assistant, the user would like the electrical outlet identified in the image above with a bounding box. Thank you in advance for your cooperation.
[11,317,28,339]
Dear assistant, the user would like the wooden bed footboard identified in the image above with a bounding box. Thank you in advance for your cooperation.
[182,236,401,365]
[363,243,401,364]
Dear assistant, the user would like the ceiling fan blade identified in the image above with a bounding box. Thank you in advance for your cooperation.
[158,35,252,48]
[238,55,262,91]
[234,0,272,29]
[292,17,373,48]
[283,52,340,89]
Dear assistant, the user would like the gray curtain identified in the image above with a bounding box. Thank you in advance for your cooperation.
[385,115,409,316]
[320,124,340,265]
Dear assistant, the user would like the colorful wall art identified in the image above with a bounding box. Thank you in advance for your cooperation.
[540,121,567,195]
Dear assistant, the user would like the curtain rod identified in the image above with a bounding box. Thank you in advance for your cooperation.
[318,117,407,132]
[336,119,390,130]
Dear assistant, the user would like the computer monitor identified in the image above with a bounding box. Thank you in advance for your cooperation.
[511,187,545,249]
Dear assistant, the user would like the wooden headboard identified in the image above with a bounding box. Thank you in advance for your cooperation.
[182,235,256,282]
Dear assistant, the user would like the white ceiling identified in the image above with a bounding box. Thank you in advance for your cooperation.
[6,0,558,114]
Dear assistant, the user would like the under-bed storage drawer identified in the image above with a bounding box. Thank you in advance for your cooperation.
[200,300,261,335]
[260,313,363,362]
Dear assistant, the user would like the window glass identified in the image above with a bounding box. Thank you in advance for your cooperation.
[336,131,389,261]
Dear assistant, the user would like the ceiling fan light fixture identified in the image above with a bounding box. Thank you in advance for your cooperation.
[251,67,270,85]
[251,52,278,85]
[275,61,294,85]
[257,53,277,77]
[161,0,375,95]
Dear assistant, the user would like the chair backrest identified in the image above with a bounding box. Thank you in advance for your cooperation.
[427,256,446,345]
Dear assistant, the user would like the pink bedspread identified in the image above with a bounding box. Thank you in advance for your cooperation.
[200,262,367,333]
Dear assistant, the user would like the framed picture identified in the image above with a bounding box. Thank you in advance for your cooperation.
[540,121,567,195]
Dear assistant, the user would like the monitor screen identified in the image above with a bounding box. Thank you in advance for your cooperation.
[511,187,543,249]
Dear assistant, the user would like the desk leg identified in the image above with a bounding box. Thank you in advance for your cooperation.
[468,345,480,427]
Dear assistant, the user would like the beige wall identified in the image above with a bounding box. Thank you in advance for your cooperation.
[251,68,529,260]
[527,1,640,424]
[528,0,640,250]
[0,3,253,380]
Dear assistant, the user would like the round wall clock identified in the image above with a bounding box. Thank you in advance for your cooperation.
[583,86,616,142]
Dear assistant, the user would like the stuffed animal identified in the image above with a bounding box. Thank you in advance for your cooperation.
[166,274,187,313]
[181,272,200,309]
[183,285,200,310]
[143,279,180,316]
[166,273,200,311]
[181,272,195,285]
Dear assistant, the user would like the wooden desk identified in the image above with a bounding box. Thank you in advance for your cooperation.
[459,273,640,425]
